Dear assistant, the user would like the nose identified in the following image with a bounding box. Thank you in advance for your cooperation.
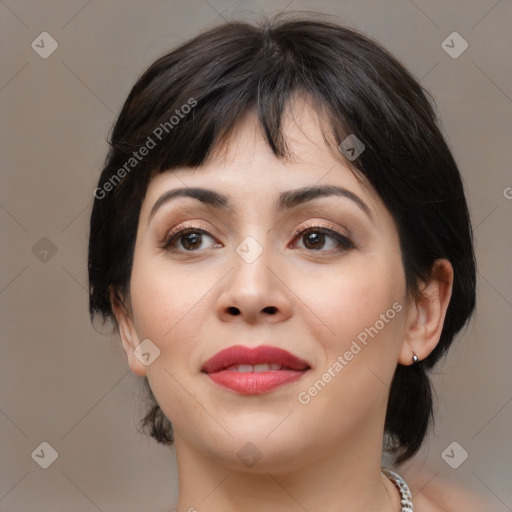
[215,242,293,325]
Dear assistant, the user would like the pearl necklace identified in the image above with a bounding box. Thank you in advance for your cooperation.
[382,468,414,511]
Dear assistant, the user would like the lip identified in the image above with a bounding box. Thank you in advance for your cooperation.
[201,345,311,395]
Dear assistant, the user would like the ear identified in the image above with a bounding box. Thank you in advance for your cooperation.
[398,259,454,366]
[109,287,147,377]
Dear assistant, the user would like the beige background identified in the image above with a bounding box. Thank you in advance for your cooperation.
[1,0,511,511]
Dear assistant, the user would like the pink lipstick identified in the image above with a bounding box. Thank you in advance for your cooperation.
[201,345,311,394]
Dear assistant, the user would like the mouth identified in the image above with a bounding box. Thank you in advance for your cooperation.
[224,363,294,372]
[201,344,311,394]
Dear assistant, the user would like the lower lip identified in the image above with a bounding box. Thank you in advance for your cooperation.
[204,369,308,394]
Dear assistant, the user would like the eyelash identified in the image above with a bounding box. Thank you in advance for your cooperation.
[160,223,217,251]
[160,222,355,253]
[290,223,355,252]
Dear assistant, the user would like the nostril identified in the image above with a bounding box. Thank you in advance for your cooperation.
[227,307,240,315]
[263,306,277,314]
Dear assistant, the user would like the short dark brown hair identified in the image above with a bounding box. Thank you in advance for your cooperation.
[88,13,476,465]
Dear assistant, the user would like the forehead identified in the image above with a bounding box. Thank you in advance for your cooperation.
[142,97,380,209]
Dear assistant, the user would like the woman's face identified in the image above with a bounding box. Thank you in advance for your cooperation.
[118,98,415,472]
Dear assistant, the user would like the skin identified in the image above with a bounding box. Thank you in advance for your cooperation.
[112,96,453,512]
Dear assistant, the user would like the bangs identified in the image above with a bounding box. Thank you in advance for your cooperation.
[109,23,362,182]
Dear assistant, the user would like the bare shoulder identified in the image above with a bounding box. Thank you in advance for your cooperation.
[401,469,501,512]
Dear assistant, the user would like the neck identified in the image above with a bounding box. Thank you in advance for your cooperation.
[173,418,402,512]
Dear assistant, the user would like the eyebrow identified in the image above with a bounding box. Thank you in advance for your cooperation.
[148,185,372,222]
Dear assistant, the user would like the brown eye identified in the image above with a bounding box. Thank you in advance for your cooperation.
[161,227,220,252]
[302,231,326,250]
[292,225,354,252]
[179,231,203,250]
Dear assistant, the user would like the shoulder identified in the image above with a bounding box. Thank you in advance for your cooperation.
[400,468,500,512]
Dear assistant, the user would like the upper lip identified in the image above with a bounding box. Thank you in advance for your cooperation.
[201,345,311,374]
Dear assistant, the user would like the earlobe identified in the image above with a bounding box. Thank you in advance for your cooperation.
[398,259,454,366]
[109,287,147,377]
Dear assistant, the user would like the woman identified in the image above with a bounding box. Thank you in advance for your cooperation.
[88,14,485,512]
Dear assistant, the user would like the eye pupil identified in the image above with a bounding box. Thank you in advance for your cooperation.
[182,232,201,250]
[304,232,325,250]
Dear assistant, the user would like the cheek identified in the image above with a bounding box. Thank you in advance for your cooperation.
[291,255,406,432]
[128,258,214,428]
[129,256,212,357]
[293,251,405,363]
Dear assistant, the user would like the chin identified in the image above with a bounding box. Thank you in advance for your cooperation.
[196,425,311,474]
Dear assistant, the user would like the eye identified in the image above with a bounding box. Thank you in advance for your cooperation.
[291,224,354,253]
[160,223,354,254]
[160,224,222,252]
